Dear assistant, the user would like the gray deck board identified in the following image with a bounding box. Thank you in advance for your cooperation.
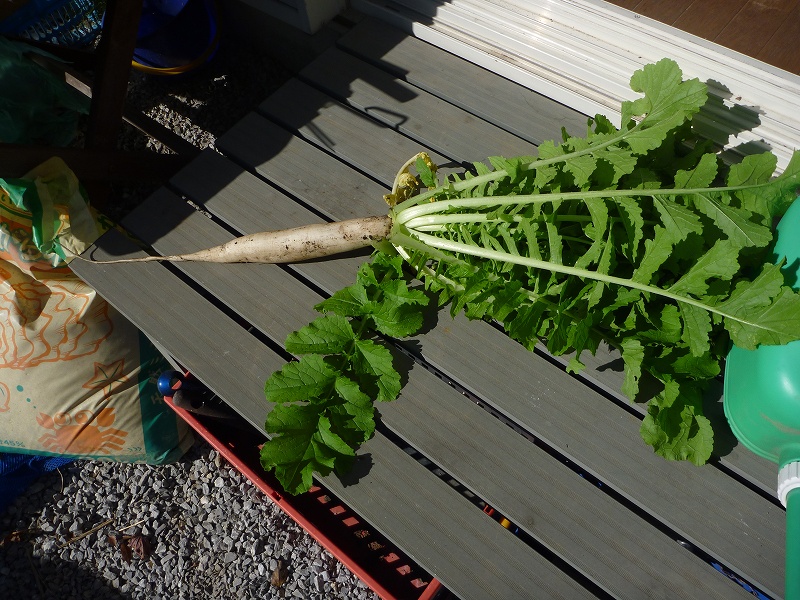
[258,78,459,183]
[140,166,749,598]
[337,18,588,146]
[71,229,594,600]
[298,47,538,164]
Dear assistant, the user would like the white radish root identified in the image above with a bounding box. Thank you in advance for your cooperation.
[78,216,393,264]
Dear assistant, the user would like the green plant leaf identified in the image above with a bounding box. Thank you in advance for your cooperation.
[315,283,369,316]
[260,403,360,495]
[264,355,337,404]
[640,380,713,465]
[679,302,712,357]
[718,262,800,348]
[334,376,376,439]
[673,152,717,189]
[632,226,673,284]
[621,58,707,154]
[620,337,644,399]
[727,152,777,202]
[352,338,402,402]
[285,314,355,355]
[415,155,438,188]
[317,415,356,457]
[667,240,740,296]
[690,192,772,248]
[651,195,703,243]
[260,404,329,495]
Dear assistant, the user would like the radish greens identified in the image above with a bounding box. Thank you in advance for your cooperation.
[260,58,800,494]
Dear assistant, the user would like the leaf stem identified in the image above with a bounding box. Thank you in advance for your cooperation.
[395,183,772,225]
[400,230,773,332]
[393,121,653,212]
[392,233,621,351]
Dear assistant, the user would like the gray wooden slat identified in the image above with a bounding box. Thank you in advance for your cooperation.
[544,341,778,495]
[297,46,538,163]
[258,78,458,183]
[211,105,788,595]
[338,17,588,146]
[216,113,386,223]
[71,228,594,600]
[258,75,778,498]
[127,177,750,598]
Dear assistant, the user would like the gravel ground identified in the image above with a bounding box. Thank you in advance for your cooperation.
[0,442,378,599]
[1,13,380,600]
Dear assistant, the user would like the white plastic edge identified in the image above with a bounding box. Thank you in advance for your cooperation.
[353,0,800,172]
[778,462,800,507]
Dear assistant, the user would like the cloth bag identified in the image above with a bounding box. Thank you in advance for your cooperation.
[0,158,192,463]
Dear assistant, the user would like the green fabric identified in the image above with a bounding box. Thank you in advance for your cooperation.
[0,36,89,146]
[0,166,100,265]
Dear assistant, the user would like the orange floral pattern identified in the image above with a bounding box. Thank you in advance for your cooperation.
[0,269,113,369]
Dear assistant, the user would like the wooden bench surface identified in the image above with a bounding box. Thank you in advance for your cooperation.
[72,17,786,600]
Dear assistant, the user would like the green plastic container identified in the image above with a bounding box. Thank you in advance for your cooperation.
[724,196,800,600]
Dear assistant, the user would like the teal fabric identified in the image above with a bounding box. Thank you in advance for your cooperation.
[137,332,184,464]
[0,36,89,146]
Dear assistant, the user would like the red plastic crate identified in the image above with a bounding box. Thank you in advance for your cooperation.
[163,378,445,600]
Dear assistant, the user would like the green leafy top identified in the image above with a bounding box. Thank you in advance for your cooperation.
[261,57,800,495]
[260,254,428,494]
[389,58,800,466]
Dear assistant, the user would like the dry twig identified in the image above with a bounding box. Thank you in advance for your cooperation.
[57,517,114,548]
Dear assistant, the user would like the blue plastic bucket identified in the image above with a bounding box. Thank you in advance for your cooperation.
[132,0,219,75]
